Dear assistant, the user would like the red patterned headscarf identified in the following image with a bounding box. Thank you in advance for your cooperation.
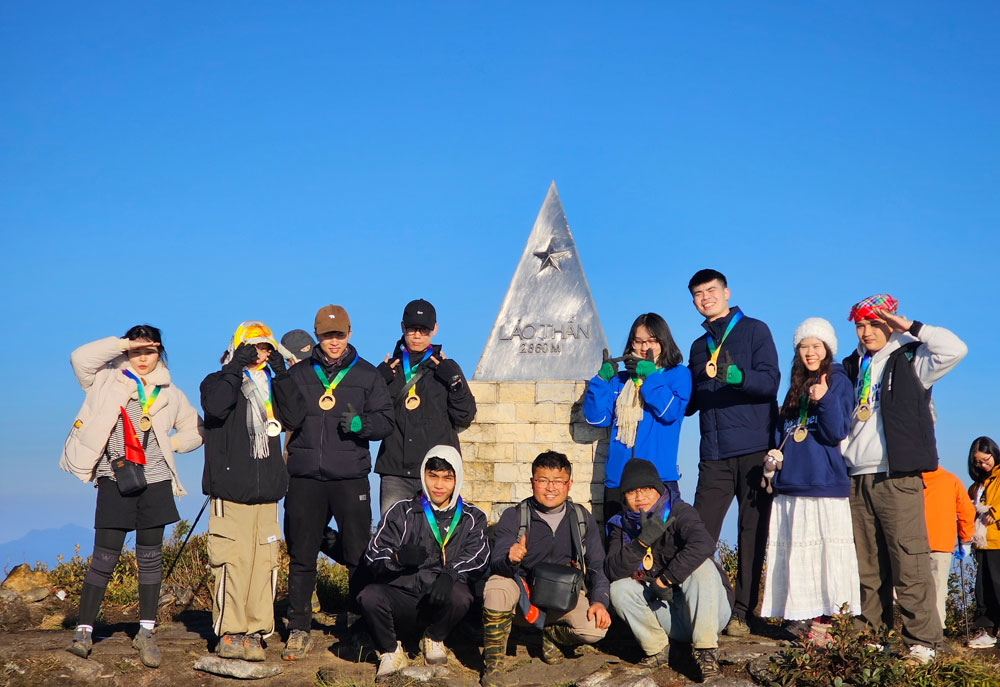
[848,293,898,323]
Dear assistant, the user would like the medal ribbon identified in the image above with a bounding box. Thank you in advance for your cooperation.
[797,393,809,430]
[401,346,434,398]
[706,311,744,366]
[313,354,358,395]
[122,370,161,417]
[420,494,464,565]
[243,369,276,422]
[858,353,873,406]
[640,491,673,570]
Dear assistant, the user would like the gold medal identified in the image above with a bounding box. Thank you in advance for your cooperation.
[266,418,282,437]
[319,393,336,411]
[138,415,152,432]
[405,393,421,411]
[793,426,808,443]
[705,360,717,378]
[856,403,871,421]
[642,548,654,571]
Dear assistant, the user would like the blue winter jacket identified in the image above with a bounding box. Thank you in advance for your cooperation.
[771,363,853,498]
[583,365,692,487]
[686,307,780,461]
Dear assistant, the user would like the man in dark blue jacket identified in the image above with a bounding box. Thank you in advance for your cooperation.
[273,304,395,661]
[685,269,779,636]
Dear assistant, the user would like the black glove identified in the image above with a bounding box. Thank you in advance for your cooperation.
[427,572,454,606]
[319,527,340,560]
[637,511,669,548]
[396,544,426,568]
[339,403,362,434]
[379,361,396,385]
[650,576,675,603]
[434,358,462,386]
[624,354,640,378]
[268,348,286,373]
[223,343,258,374]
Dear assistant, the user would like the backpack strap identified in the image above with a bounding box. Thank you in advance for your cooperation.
[517,498,531,543]
[568,500,587,575]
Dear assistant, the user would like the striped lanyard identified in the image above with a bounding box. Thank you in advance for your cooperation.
[641,491,672,570]
[401,346,433,399]
[313,354,357,394]
[858,353,873,406]
[121,370,160,416]
[706,311,744,367]
[420,494,463,565]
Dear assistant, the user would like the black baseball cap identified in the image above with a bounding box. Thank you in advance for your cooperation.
[402,299,436,329]
[281,329,316,362]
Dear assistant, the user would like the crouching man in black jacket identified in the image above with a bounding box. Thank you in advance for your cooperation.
[481,451,611,687]
[360,445,489,681]
[606,459,734,682]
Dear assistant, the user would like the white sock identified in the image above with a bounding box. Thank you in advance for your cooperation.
[76,624,93,635]
[139,620,155,632]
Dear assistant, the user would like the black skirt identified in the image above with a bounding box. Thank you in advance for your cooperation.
[94,478,180,531]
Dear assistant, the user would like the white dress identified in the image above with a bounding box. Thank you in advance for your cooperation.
[760,494,861,620]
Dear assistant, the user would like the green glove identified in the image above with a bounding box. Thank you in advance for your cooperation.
[598,349,617,381]
[339,403,362,434]
[635,360,657,379]
[717,351,743,385]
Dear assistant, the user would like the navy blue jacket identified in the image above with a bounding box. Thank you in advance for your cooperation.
[687,307,780,461]
[583,365,691,487]
[771,363,853,498]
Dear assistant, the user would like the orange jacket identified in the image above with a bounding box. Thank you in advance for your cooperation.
[922,467,976,552]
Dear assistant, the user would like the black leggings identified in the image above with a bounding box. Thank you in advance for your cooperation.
[77,527,164,626]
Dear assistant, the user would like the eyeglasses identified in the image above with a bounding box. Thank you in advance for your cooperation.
[532,478,569,488]
[632,337,658,347]
[405,326,432,335]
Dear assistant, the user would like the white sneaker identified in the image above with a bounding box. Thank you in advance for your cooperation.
[422,637,448,665]
[376,642,407,681]
[904,644,936,665]
[968,629,998,649]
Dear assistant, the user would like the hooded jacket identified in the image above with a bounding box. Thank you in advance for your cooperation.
[583,365,692,486]
[491,498,611,608]
[686,307,781,461]
[60,337,203,496]
[841,323,966,476]
[364,445,490,594]
[273,344,395,481]
[374,340,476,479]
[770,363,853,498]
[922,467,975,553]
[605,498,734,609]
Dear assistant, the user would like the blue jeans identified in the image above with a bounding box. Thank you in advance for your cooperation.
[610,558,731,653]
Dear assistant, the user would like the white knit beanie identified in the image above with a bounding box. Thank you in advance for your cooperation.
[793,317,837,356]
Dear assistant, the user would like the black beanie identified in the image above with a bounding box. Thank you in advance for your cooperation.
[619,459,664,495]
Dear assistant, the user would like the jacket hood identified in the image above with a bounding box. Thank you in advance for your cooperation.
[852,331,916,361]
[112,354,172,388]
[222,320,292,366]
[420,444,463,511]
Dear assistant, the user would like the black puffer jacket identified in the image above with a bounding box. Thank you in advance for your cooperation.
[200,370,289,504]
[605,500,734,608]
[273,345,395,481]
[374,341,476,478]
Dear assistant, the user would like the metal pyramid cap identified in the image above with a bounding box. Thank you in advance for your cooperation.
[474,182,608,381]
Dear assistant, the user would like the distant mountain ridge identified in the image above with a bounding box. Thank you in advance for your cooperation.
[0,524,93,571]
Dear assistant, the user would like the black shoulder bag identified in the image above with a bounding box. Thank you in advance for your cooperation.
[519,499,588,612]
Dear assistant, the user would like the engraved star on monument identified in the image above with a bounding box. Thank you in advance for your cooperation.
[474,181,609,381]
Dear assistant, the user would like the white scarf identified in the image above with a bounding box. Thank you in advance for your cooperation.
[615,381,644,448]
[241,367,270,460]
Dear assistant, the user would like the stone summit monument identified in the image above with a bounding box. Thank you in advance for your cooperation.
[461,182,611,521]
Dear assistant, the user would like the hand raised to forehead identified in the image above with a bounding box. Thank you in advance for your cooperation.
[873,308,912,333]
[128,339,160,351]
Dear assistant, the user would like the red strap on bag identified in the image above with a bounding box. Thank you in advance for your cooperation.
[120,407,147,465]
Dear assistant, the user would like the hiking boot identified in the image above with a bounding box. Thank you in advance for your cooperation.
[540,627,564,665]
[807,620,833,648]
[695,648,720,682]
[67,628,92,659]
[422,636,448,666]
[242,633,266,662]
[723,615,750,637]
[968,629,998,649]
[132,627,161,668]
[903,644,935,666]
[482,607,514,679]
[281,629,314,661]
[637,644,670,669]
[217,633,246,659]
[376,642,407,681]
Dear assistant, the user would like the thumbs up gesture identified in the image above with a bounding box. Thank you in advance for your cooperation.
[508,534,528,564]
[809,373,828,402]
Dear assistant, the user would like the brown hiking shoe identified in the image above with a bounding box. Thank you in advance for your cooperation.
[132,627,161,668]
[242,633,266,662]
[695,648,720,681]
[281,629,314,661]
[723,616,750,637]
[217,633,246,659]
[67,628,92,658]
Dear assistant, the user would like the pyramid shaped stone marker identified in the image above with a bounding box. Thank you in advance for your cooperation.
[474,182,609,381]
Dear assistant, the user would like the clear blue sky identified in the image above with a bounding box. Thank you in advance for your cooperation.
[1,2,997,548]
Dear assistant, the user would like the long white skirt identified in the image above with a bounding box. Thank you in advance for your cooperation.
[760,494,861,621]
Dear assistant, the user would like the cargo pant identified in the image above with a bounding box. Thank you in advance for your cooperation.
[483,575,608,644]
[207,499,282,637]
